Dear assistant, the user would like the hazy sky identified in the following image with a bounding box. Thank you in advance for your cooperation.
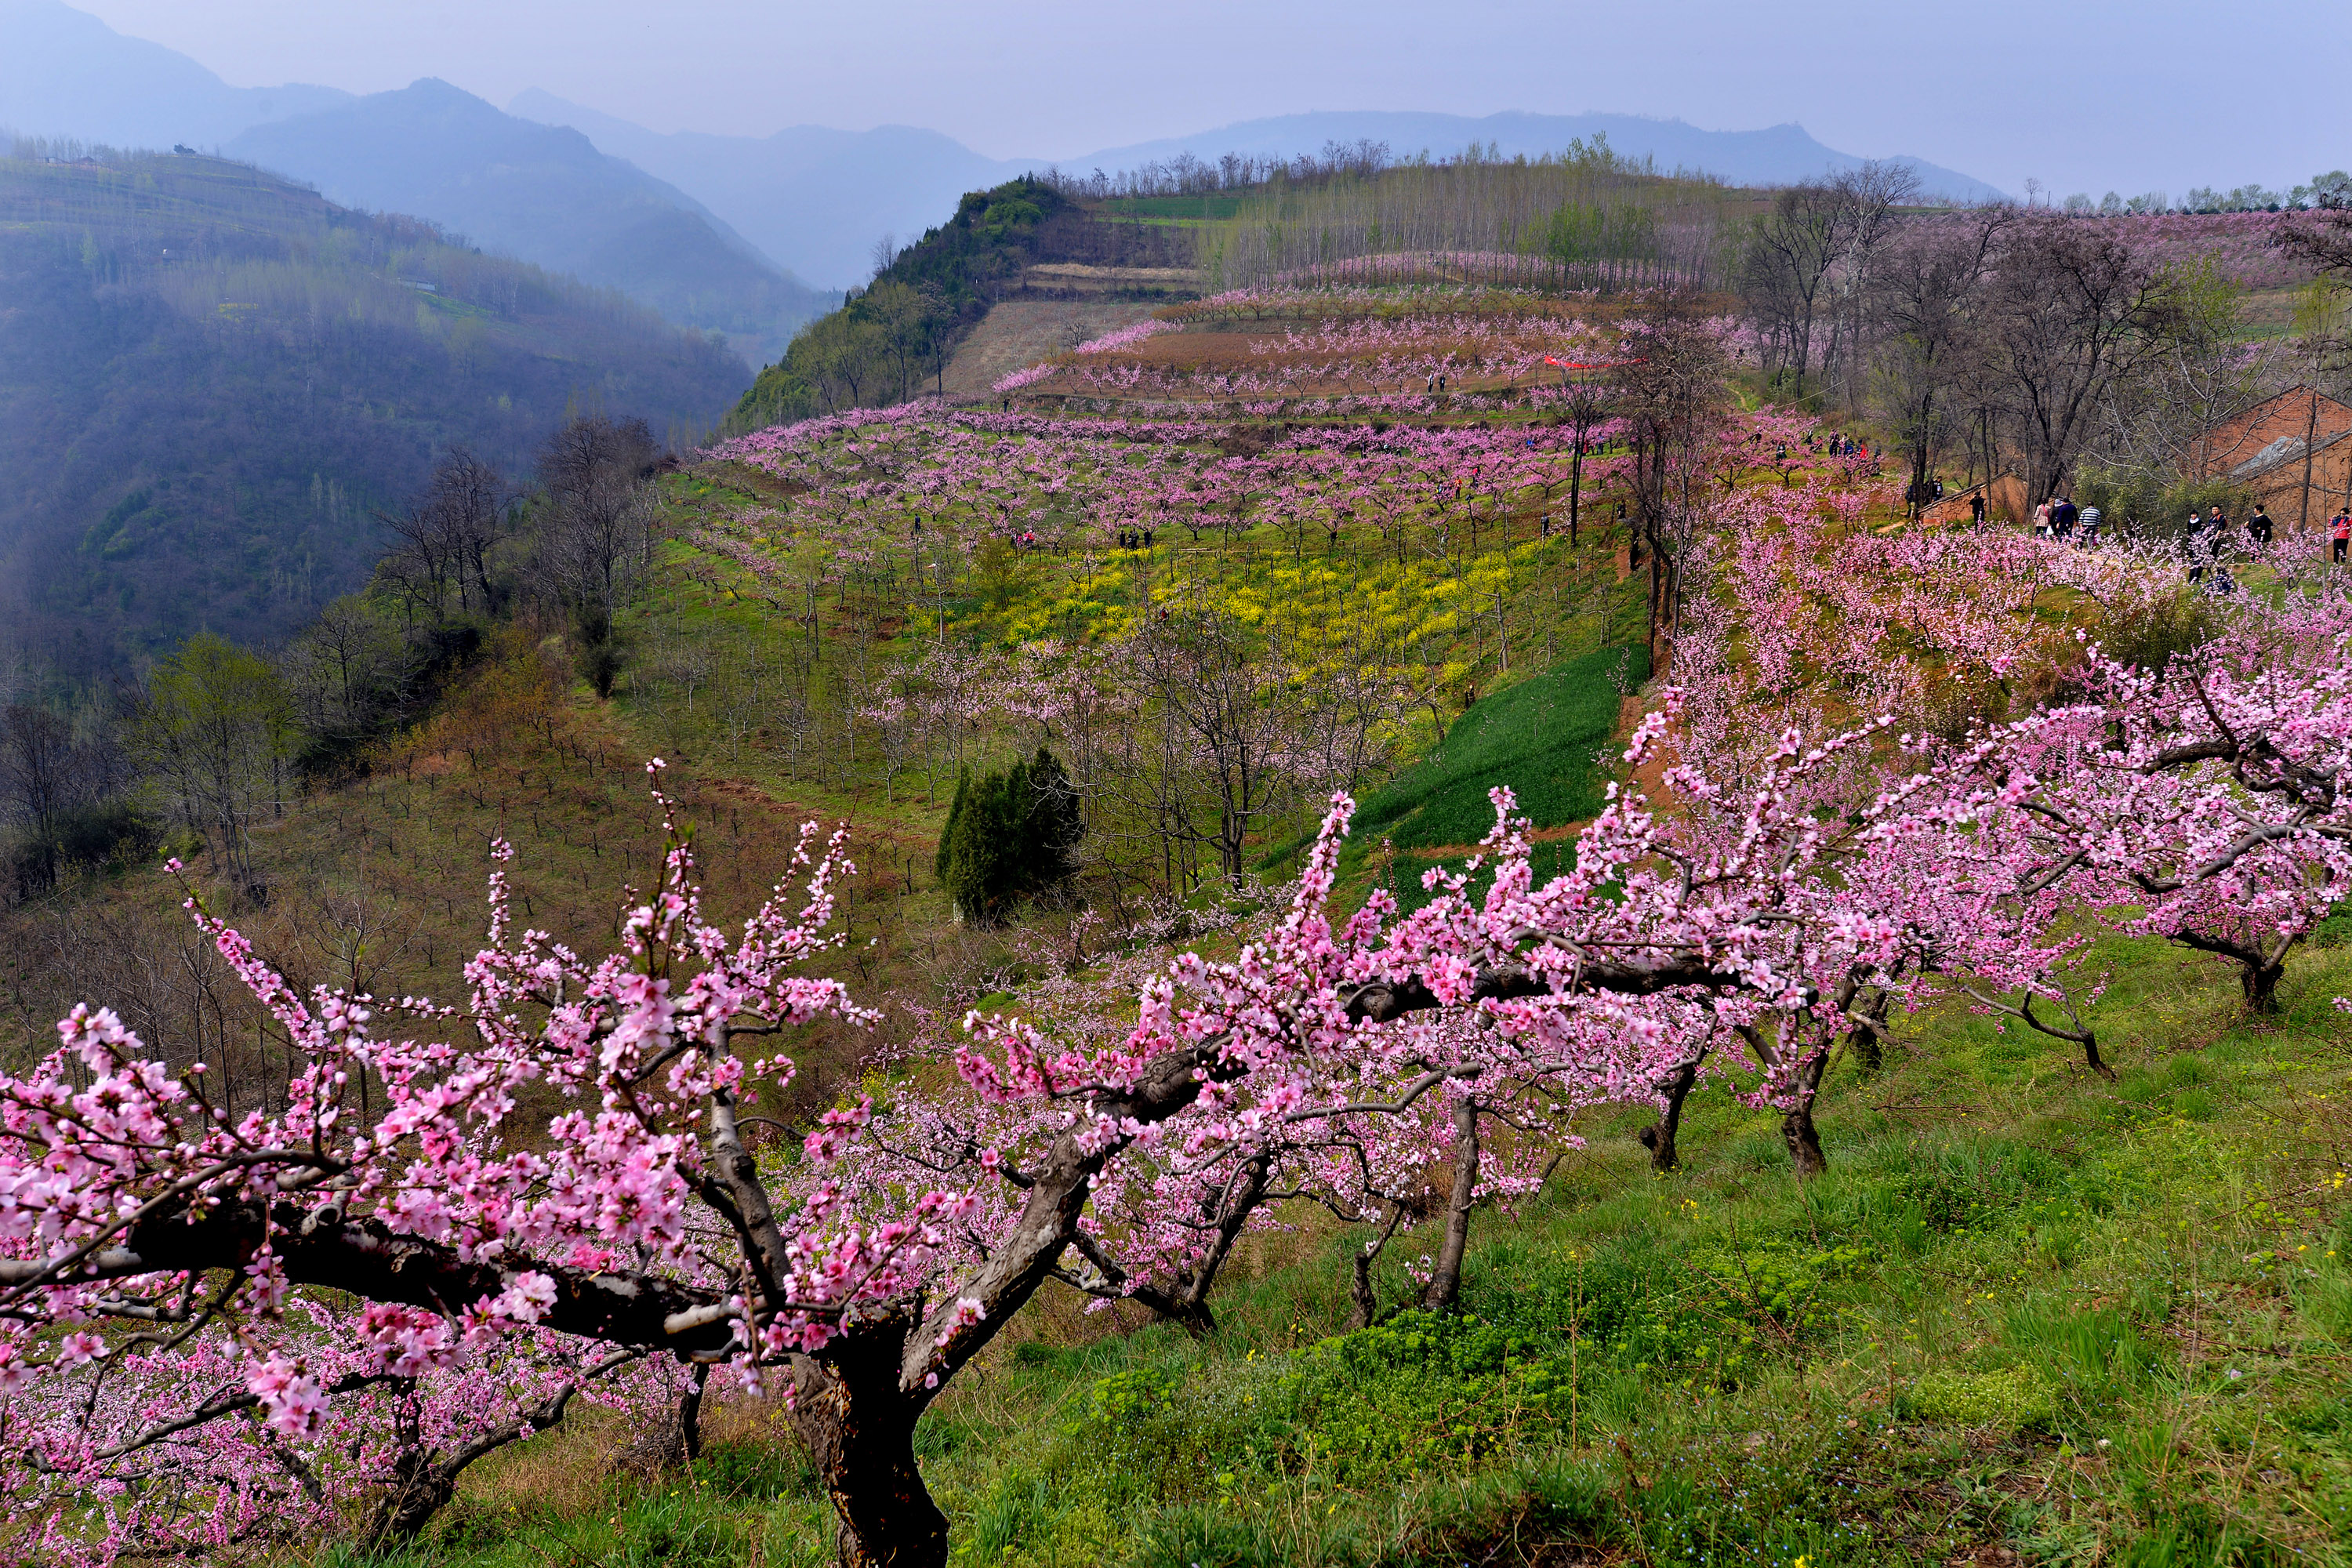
[72,0,2352,196]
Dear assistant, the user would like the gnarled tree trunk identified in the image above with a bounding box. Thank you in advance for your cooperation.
[787,1320,947,1568]
[1638,1054,1704,1173]
[2171,929,2298,1016]
[1780,1050,1830,1181]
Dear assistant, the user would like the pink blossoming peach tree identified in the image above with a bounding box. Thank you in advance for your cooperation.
[9,554,2352,1565]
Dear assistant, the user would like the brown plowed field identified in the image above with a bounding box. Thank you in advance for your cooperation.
[937,299,1165,399]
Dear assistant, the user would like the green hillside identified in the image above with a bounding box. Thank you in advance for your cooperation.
[221,79,840,364]
[726,175,1198,430]
[0,145,750,675]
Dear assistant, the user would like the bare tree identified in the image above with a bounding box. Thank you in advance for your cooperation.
[1981,212,2176,502]
[1870,210,2009,514]
[1613,311,1732,662]
[1128,609,1305,884]
[376,449,513,619]
[1736,182,1857,394]
[536,415,659,633]
[0,704,79,896]
[427,448,513,615]
[1817,162,1922,410]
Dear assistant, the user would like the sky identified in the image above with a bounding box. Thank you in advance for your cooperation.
[69,0,2352,198]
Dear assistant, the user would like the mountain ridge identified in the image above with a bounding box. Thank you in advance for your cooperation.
[0,0,352,149]
[508,96,2008,289]
[1,4,835,361]
[506,89,1031,290]
[222,80,836,363]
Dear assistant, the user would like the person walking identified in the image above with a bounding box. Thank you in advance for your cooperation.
[2079,502,2102,546]
[2332,506,2350,564]
[2032,499,2053,538]
[1970,492,1987,524]
[2248,504,2274,548]
[2053,495,2078,539]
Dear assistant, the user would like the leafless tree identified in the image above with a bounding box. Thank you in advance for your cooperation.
[1127,609,1305,884]
[1613,311,1732,661]
[1736,182,1857,394]
[1817,163,1921,410]
[0,704,79,896]
[1980,212,2177,503]
[378,449,513,618]
[1869,210,2010,514]
[428,448,513,615]
[535,415,659,632]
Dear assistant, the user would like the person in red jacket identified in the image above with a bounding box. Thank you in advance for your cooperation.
[2332,506,2350,564]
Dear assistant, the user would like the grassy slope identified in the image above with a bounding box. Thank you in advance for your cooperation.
[331,927,2352,1568]
[25,376,2350,1566]
[1354,642,1651,851]
[1255,641,1653,913]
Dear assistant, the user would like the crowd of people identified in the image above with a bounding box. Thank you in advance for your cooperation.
[2031,495,2103,546]
[2024,489,2352,589]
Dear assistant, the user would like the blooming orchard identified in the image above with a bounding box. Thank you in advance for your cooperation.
[15,258,2352,1563]
[13,530,2350,1563]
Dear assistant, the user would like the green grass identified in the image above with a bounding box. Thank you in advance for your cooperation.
[1270,641,1648,914]
[327,929,2352,1568]
[1352,643,1650,851]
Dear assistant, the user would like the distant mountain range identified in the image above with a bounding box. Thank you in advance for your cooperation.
[2,0,2008,302]
[0,1,836,361]
[0,0,350,148]
[223,82,837,364]
[506,91,1027,296]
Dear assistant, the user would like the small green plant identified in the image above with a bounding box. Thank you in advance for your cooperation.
[1905,1363,2058,1429]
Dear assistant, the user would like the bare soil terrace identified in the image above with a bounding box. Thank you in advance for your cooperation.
[936,298,1166,399]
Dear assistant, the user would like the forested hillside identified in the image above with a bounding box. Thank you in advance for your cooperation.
[0,144,750,676]
[725,175,1198,430]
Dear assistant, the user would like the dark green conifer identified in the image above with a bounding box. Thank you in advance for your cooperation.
[935,746,1083,924]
